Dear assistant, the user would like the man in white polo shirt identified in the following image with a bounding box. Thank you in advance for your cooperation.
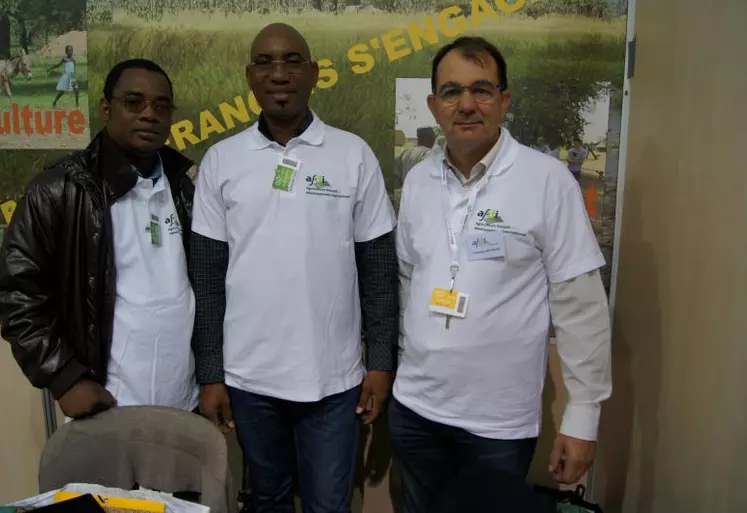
[190,23,398,513]
[391,37,612,513]
[0,59,198,419]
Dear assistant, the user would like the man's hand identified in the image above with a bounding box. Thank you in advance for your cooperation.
[548,433,597,484]
[58,380,116,419]
[356,370,392,424]
[199,383,235,434]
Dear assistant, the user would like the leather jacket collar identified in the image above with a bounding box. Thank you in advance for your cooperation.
[86,130,194,203]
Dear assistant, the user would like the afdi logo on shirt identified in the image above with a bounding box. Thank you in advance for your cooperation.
[164,213,182,236]
[305,174,351,199]
[307,174,331,188]
[475,208,504,231]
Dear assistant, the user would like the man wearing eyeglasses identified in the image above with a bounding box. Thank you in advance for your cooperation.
[390,37,612,512]
[0,59,199,421]
[190,23,398,513]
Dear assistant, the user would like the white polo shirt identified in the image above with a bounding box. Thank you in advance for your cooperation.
[192,112,396,402]
[107,163,198,411]
[394,129,605,439]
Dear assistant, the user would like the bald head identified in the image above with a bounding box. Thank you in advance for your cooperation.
[251,23,311,62]
[246,22,319,123]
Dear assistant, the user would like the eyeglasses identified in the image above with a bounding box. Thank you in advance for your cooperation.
[436,82,505,106]
[112,96,176,117]
[248,58,310,75]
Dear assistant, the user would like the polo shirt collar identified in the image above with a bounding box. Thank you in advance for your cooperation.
[429,127,518,179]
[246,108,324,149]
[132,153,164,185]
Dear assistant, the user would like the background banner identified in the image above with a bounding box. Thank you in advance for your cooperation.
[0,0,627,293]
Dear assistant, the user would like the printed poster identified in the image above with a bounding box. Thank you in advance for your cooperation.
[0,0,90,150]
[0,0,627,288]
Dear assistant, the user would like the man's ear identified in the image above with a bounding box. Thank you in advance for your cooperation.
[100,96,110,122]
[427,94,437,119]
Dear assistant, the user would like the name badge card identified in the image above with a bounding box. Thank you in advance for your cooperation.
[272,156,301,193]
[149,214,162,247]
[428,288,469,318]
[465,231,505,261]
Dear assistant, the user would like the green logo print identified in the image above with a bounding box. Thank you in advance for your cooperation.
[477,208,503,224]
[306,174,330,188]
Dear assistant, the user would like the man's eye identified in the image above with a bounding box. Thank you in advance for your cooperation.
[472,87,493,98]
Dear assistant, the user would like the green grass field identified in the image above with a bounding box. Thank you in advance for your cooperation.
[0,9,626,201]
[1,59,90,111]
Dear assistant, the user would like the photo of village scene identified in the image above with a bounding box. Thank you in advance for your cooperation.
[0,0,89,150]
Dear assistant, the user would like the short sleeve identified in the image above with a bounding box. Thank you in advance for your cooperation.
[353,143,396,242]
[542,183,605,284]
[191,147,228,242]
[395,181,415,265]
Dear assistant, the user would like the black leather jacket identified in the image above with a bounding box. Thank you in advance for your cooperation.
[0,131,195,399]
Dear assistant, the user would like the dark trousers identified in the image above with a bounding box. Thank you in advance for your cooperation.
[228,385,361,513]
[389,398,547,513]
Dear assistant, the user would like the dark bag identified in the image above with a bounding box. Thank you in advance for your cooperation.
[533,484,604,513]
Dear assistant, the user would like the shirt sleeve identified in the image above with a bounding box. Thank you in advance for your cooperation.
[353,143,396,243]
[191,147,228,242]
[541,181,605,284]
[398,259,413,351]
[354,232,398,372]
[549,270,612,441]
[0,173,88,399]
[189,232,229,384]
[395,182,414,349]
[395,182,415,266]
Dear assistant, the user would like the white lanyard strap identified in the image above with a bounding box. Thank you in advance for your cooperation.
[440,163,490,290]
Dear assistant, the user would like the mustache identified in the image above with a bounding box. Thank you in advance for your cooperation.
[453,117,483,124]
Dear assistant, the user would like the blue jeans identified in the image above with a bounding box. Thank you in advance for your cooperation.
[388,398,540,513]
[228,385,361,513]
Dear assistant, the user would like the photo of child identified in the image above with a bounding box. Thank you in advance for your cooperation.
[50,44,79,108]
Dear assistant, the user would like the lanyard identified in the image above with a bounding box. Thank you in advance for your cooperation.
[440,163,491,291]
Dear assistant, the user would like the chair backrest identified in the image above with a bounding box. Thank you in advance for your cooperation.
[39,406,235,513]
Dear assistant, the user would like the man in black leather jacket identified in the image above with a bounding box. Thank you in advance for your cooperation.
[0,59,198,420]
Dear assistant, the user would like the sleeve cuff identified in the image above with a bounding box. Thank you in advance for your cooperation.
[195,354,225,385]
[366,341,394,372]
[48,358,89,400]
[559,402,601,441]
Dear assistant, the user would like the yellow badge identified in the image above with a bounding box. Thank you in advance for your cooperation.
[428,287,469,318]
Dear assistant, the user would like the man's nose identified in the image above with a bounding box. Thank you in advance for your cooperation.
[139,104,160,122]
[270,63,290,82]
[457,89,478,110]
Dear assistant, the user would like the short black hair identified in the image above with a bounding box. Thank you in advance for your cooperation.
[103,59,173,101]
[431,36,508,93]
